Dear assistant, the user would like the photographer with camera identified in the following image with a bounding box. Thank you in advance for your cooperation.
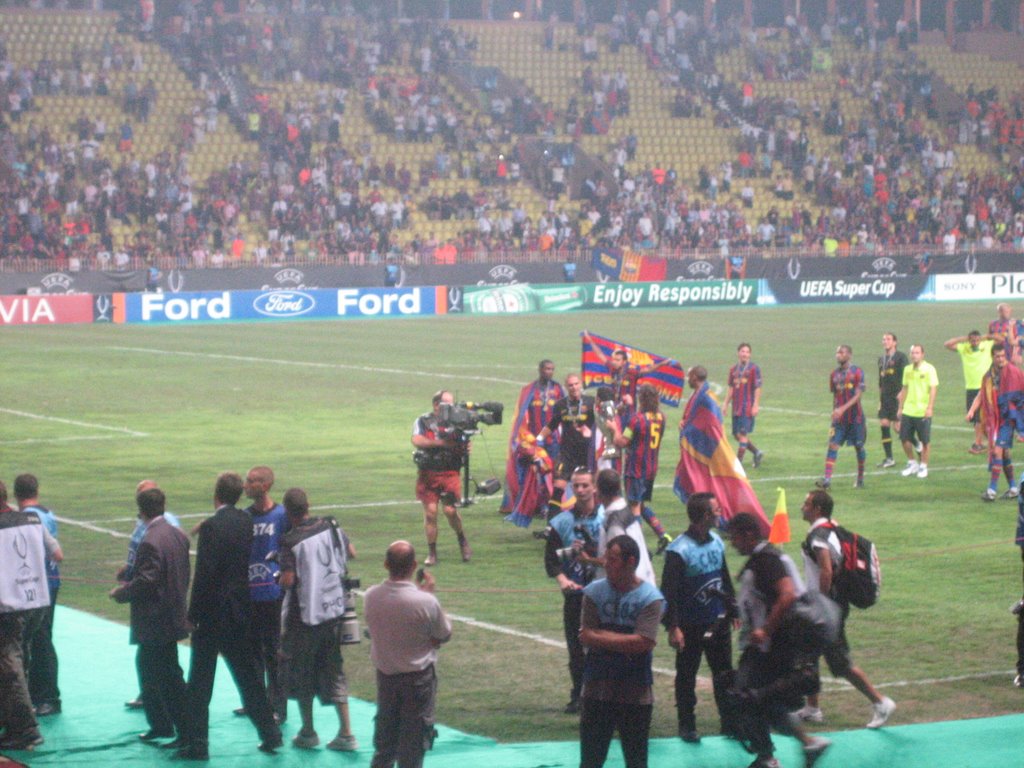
[412,390,472,566]
[544,468,603,715]
[277,488,358,752]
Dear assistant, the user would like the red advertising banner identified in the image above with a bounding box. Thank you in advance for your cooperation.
[0,294,94,326]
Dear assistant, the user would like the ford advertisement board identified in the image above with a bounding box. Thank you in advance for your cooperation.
[233,289,319,321]
[120,287,451,324]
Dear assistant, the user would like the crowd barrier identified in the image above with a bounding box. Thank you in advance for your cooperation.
[0,250,1021,297]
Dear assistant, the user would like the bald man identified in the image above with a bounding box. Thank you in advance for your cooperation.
[364,542,452,768]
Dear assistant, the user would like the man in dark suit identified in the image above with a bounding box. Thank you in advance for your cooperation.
[177,472,282,760]
[109,486,190,744]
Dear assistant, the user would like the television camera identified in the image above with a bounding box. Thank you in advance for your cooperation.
[436,400,504,433]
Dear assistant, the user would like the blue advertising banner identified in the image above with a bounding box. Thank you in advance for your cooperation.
[121,287,450,324]
[335,286,448,318]
[123,291,234,324]
[232,289,324,321]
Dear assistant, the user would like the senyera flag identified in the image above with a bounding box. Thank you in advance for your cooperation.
[673,382,769,536]
[581,332,684,407]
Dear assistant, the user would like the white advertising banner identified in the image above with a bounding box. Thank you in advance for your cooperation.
[933,272,1024,301]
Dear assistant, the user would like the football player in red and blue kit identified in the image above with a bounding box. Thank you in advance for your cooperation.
[818,345,867,490]
[722,343,764,468]
[607,385,672,552]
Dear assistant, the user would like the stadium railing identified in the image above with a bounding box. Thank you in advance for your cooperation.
[0,242,1011,274]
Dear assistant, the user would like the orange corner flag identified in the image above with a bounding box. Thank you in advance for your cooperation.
[768,487,791,544]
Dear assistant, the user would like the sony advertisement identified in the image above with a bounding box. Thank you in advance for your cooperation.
[932,272,1024,302]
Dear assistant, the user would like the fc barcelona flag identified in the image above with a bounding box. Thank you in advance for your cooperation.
[591,246,667,283]
[581,332,684,407]
[673,382,769,536]
[997,361,1024,432]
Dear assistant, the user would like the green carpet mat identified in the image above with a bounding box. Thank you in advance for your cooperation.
[5,607,1024,767]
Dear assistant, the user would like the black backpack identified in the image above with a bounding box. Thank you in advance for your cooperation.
[827,522,881,609]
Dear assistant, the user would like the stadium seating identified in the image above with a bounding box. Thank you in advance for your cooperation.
[0,7,1021,267]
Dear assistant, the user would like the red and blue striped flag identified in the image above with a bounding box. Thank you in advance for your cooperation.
[581,332,684,407]
[673,382,769,536]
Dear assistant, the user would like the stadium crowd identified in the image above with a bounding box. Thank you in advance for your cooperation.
[0,3,1019,266]
[589,9,1024,254]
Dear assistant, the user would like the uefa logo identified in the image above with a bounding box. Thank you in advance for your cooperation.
[871,257,897,275]
[274,268,306,286]
[686,260,714,278]
[485,264,519,284]
[40,273,74,294]
[252,291,316,317]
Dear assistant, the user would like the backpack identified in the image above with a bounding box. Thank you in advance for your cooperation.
[827,522,881,609]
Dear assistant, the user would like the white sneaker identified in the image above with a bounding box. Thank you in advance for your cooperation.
[982,488,998,501]
[326,733,358,751]
[1005,486,1021,499]
[867,696,895,728]
[916,464,928,479]
[900,461,919,477]
[795,704,824,723]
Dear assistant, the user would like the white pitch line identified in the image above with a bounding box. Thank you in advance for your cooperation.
[446,612,676,678]
[56,515,198,555]
[109,346,523,386]
[0,435,125,446]
[648,463,982,490]
[55,515,132,540]
[743,463,981,485]
[761,405,974,432]
[83,500,423,525]
[0,407,149,437]
[760,406,822,417]
[311,501,421,511]
[821,668,1016,692]
[83,465,984,525]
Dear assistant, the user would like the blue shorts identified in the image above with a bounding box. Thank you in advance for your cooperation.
[830,421,866,448]
[732,414,756,436]
[625,475,654,504]
[996,421,1017,449]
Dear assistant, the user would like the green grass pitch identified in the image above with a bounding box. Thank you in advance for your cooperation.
[5,299,1022,742]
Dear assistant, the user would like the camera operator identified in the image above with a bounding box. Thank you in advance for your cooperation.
[544,468,603,715]
[412,390,472,566]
